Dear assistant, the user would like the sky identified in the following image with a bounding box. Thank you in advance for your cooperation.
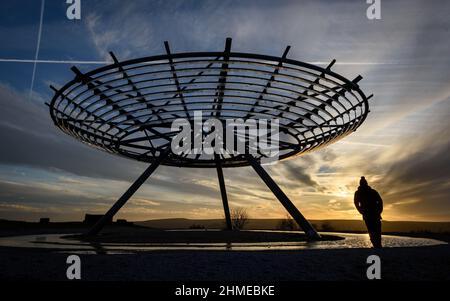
[0,0,449,222]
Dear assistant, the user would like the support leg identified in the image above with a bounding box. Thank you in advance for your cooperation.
[85,148,171,236]
[216,155,232,230]
[246,154,321,240]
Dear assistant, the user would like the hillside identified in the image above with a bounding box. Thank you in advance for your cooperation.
[135,218,450,233]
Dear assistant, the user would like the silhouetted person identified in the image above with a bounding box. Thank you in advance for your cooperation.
[354,176,383,248]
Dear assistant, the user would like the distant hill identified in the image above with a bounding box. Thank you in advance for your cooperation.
[1,218,449,234]
[135,218,450,233]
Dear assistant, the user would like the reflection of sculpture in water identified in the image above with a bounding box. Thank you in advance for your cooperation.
[354,176,383,248]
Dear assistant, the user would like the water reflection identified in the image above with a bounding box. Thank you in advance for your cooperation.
[0,231,445,254]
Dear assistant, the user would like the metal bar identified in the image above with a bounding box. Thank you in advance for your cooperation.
[85,147,171,236]
[49,52,365,118]
[296,59,336,102]
[245,154,321,240]
[138,56,222,130]
[215,155,232,230]
[72,66,171,143]
[246,45,290,119]
[284,60,338,132]
[71,66,138,124]
[301,75,364,124]
[172,56,221,99]
[213,38,232,118]
[92,86,334,127]
[67,64,349,127]
[54,88,115,131]
[109,51,166,121]
[164,41,190,119]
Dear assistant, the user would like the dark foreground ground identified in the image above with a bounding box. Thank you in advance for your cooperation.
[0,244,449,281]
[0,224,449,281]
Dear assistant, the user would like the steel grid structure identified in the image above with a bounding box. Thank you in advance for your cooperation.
[48,38,371,238]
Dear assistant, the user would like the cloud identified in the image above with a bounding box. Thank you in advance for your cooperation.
[0,83,226,205]
[85,1,156,60]
[130,198,161,207]
[0,82,149,181]
[375,114,450,220]
[1,0,450,222]
[282,161,320,189]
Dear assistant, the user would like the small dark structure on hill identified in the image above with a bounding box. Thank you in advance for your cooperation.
[116,219,132,226]
[39,218,50,224]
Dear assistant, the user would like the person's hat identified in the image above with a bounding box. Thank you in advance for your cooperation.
[360,176,368,186]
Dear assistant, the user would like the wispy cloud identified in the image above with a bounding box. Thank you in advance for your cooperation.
[85,2,155,60]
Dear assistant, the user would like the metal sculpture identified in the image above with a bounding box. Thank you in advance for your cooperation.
[48,38,371,239]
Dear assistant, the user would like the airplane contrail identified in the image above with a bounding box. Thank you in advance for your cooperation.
[29,0,46,102]
[0,58,112,64]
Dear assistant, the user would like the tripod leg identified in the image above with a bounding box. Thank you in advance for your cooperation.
[246,154,321,240]
[216,156,232,230]
[85,148,171,236]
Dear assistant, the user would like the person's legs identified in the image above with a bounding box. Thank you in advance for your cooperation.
[372,218,382,248]
[364,217,382,248]
[364,218,375,245]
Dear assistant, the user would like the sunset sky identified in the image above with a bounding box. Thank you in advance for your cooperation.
[0,0,449,222]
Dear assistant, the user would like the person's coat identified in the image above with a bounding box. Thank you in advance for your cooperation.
[354,185,383,219]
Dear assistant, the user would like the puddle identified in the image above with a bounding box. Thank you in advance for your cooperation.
[0,231,446,254]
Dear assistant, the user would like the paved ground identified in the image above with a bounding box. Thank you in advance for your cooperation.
[0,228,448,281]
[0,243,448,281]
